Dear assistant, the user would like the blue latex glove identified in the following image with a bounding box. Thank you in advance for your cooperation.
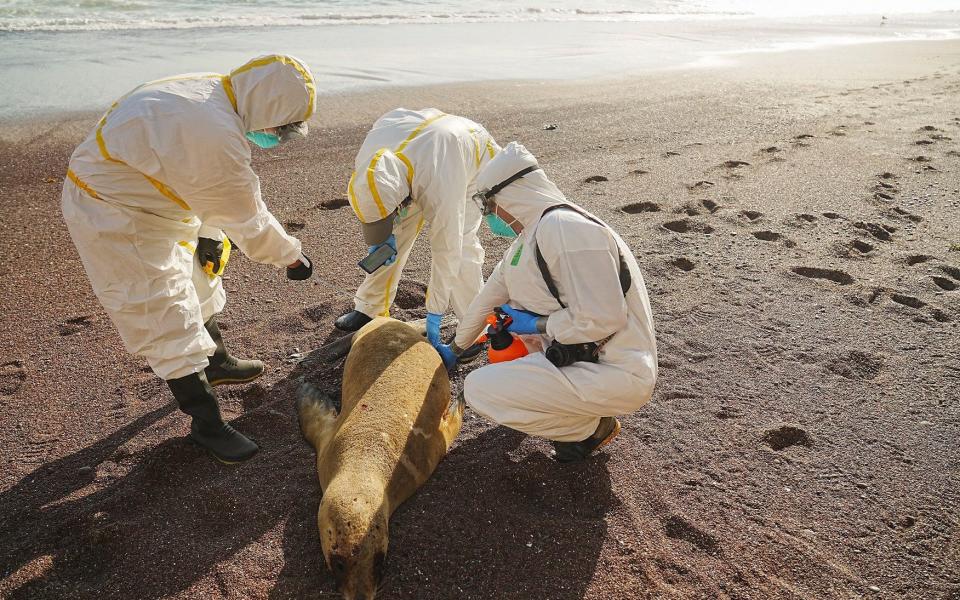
[436,344,458,370]
[426,312,443,348]
[499,304,542,335]
[368,234,398,267]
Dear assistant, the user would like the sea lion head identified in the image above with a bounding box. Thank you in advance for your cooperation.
[319,481,389,600]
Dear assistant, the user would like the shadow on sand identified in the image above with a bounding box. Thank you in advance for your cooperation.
[2,346,616,599]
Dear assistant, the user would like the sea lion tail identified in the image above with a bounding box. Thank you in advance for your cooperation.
[296,380,339,453]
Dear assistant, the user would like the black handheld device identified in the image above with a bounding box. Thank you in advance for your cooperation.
[358,244,397,274]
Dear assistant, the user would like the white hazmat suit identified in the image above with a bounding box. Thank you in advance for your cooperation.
[347,108,499,318]
[454,143,658,442]
[62,54,315,380]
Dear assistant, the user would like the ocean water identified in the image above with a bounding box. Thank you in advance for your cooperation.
[0,1,958,119]
[2,0,959,32]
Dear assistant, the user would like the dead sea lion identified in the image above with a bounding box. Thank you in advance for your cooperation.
[297,317,463,600]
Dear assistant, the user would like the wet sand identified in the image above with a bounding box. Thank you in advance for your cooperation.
[1,39,959,599]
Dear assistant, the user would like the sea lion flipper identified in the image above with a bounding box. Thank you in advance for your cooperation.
[296,381,339,454]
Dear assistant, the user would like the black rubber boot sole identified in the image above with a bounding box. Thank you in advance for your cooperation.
[189,424,259,464]
[334,310,373,332]
[552,417,621,463]
[457,342,486,364]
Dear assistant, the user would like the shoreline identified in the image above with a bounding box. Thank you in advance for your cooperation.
[2,14,959,121]
[3,36,956,135]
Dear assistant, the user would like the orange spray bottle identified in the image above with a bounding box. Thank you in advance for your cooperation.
[486,307,529,363]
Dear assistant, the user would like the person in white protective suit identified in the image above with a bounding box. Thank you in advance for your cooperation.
[61,54,317,464]
[334,108,500,359]
[438,142,658,462]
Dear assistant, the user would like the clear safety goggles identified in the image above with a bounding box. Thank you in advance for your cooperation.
[472,165,540,215]
[277,121,308,142]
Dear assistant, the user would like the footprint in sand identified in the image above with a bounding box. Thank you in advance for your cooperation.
[918,125,938,132]
[890,207,923,223]
[662,219,714,234]
[911,155,933,163]
[662,151,681,158]
[916,140,934,146]
[878,172,898,180]
[752,231,793,247]
[671,257,695,272]
[854,221,896,241]
[621,201,660,214]
[906,254,933,266]
[630,169,650,175]
[762,424,812,450]
[946,150,960,158]
[317,198,349,210]
[826,351,883,380]
[721,160,750,168]
[0,360,26,396]
[796,214,818,224]
[58,315,94,336]
[677,203,701,217]
[849,239,875,256]
[876,181,897,190]
[890,293,926,309]
[791,266,854,285]
[931,276,957,291]
[686,180,715,191]
[663,515,721,556]
[741,210,763,222]
[760,146,781,154]
[285,221,306,232]
[929,134,952,141]
[939,265,960,281]
[583,175,608,183]
[874,191,895,201]
[701,199,720,213]
[822,212,842,220]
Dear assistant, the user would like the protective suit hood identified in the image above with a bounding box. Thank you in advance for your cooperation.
[227,54,316,132]
[476,142,566,230]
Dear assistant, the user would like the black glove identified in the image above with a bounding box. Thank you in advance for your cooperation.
[287,254,313,280]
[197,237,224,275]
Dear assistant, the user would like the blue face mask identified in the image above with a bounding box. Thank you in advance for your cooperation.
[484,213,518,238]
[246,131,280,149]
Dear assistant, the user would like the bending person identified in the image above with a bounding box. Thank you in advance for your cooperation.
[439,142,658,462]
[335,108,499,360]
[62,54,317,464]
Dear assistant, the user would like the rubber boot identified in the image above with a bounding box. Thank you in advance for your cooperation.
[167,371,259,464]
[334,310,373,332]
[552,417,621,463]
[203,317,264,386]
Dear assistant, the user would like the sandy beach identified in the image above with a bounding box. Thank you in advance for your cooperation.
[1,37,959,599]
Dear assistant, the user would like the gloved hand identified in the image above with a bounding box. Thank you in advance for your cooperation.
[436,344,458,370]
[368,234,398,267]
[287,254,313,280]
[197,237,225,275]
[426,312,443,348]
[500,304,542,335]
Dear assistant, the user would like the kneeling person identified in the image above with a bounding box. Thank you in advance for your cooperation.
[439,143,657,462]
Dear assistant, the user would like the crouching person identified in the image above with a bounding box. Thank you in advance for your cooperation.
[438,142,657,462]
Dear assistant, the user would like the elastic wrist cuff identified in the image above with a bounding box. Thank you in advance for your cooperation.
[535,316,548,334]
